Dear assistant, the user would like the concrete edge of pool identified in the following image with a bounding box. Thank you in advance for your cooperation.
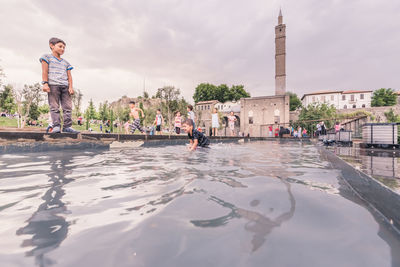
[319,146,400,232]
[0,131,311,153]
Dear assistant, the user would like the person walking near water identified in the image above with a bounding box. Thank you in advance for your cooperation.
[227,111,237,136]
[211,108,220,136]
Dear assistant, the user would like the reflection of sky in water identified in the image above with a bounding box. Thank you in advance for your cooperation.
[331,146,400,192]
[0,142,399,267]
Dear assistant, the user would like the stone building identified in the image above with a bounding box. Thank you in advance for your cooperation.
[240,10,290,137]
[194,100,219,135]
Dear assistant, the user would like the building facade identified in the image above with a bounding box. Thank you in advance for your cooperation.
[301,90,372,109]
[240,95,290,137]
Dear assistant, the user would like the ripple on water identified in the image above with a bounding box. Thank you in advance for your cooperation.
[0,141,399,267]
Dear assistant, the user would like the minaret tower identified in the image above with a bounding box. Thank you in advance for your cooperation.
[275,9,286,95]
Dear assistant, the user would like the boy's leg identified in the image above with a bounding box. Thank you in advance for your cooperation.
[48,85,62,127]
[60,86,73,128]
[133,119,144,133]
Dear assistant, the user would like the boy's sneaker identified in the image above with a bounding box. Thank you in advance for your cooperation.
[52,126,61,133]
[62,127,80,134]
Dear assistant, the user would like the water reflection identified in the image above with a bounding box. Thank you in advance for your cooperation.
[332,147,400,192]
[191,177,295,252]
[16,153,75,267]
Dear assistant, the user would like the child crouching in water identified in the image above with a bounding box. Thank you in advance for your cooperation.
[182,119,210,151]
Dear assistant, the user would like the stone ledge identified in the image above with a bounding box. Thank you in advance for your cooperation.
[319,146,400,231]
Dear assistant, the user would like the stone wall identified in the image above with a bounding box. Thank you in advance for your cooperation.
[240,95,290,137]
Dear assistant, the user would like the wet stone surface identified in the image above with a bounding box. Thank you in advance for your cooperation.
[0,141,399,267]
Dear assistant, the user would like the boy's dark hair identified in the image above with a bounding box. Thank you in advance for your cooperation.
[129,101,135,104]
[183,119,193,127]
[187,104,193,111]
[157,109,161,112]
[49,37,66,46]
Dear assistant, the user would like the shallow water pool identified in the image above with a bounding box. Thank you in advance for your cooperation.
[1,141,399,267]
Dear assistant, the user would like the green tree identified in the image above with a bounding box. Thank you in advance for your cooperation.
[384,108,400,123]
[371,88,397,107]
[72,88,83,117]
[0,84,16,113]
[193,83,250,103]
[21,83,43,126]
[139,102,144,120]
[143,91,149,99]
[0,64,5,88]
[98,101,109,123]
[229,85,250,101]
[87,99,96,120]
[156,86,181,132]
[193,83,217,103]
[286,92,302,111]
[109,109,114,132]
[38,104,50,115]
[28,103,40,120]
[295,103,337,134]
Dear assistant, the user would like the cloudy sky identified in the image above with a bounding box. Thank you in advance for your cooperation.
[0,0,399,107]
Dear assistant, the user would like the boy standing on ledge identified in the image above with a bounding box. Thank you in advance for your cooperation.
[40,37,79,134]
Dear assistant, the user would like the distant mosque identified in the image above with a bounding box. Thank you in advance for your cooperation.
[240,9,290,137]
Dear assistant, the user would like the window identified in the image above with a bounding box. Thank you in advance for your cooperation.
[201,106,203,110]
[343,105,347,109]
[249,117,253,124]
[312,96,315,102]
[321,96,326,102]
[360,94,364,100]
[352,104,356,108]
[342,95,346,100]
[351,95,355,101]
[331,95,334,101]
[362,104,366,108]
[208,105,210,110]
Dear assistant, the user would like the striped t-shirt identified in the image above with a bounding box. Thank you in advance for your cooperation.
[39,54,73,86]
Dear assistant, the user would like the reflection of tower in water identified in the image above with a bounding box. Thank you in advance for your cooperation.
[16,154,75,267]
[190,177,295,252]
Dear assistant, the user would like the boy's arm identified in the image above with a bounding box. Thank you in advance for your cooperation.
[190,139,198,151]
[67,70,74,95]
[41,61,50,93]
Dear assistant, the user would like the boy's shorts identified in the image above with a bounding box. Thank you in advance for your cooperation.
[156,125,161,132]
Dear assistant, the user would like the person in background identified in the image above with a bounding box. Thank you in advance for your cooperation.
[297,126,302,138]
[227,111,237,136]
[211,108,220,136]
[187,105,196,129]
[268,125,273,137]
[302,128,307,137]
[320,121,326,135]
[335,122,341,132]
[174,111,182,134]
[154,109,163,135]
[316,122,321,136]
[129,101,145,134]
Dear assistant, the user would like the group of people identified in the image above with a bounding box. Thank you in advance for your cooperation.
[211,109,237,137]
[40,37,211,150]
[126,101,196,136]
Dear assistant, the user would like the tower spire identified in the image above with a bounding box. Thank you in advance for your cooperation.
[275,8,286,96]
